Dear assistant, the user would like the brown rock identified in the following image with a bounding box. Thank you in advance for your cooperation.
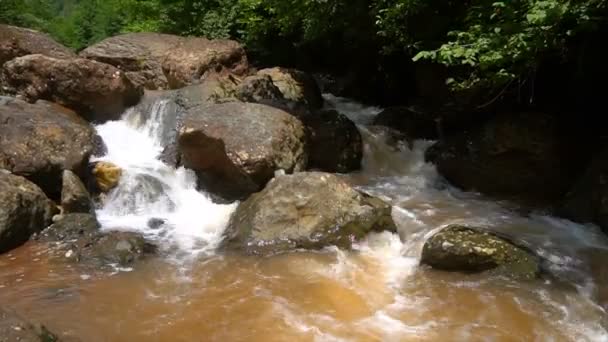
[2,54,142,122]
[0,97,97,197]
[90,161,122,193]
[162,37,248,89]
[0,24,74,66]
[61,170,93,214]
[257,67,323,111]
[178,102,308,200]
[80,33,183,90]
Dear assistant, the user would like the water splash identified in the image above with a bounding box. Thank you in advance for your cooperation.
[92,99,237,256]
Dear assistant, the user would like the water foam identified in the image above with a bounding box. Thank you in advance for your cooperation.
[93,100,237,255]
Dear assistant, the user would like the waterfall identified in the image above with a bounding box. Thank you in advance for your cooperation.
[91,97,237,255]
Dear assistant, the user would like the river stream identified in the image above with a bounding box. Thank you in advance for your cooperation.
[1,95,607,341]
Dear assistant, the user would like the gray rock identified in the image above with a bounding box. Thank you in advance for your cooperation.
[223,172,396,255]
[61,170,93,214]
[0,172,57,253]
[0,307,60,342]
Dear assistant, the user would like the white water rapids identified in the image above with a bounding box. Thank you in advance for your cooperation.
[81,94,608,340]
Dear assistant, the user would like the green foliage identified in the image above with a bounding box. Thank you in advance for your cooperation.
[412,0,608,91]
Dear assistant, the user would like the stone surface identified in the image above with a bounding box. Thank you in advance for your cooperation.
[0,172,57,254]
[80,32,182,90]
[2,54,142,122]
[421,225,539,279]
[372,106,439,141]
[426,112,578,202]
[0,97,96,198]
[38,214,155,267]
[61,170,93,214]
[223,172,396,255]
[0,24,74,66]
[304,109,362,173]
[561,148,608,233]
[257,67,323,111]
[178,102,308,200]
[90,161,122,193]
[162,37,248,89]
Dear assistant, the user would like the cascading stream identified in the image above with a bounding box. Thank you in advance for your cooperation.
[1,95,607,341]
[92,98,237,255]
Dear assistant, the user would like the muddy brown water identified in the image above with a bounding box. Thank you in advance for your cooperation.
[1,95,607,341]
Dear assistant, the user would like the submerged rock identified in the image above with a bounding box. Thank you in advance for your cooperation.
[426,112,579,202]
[0,307,60,342]
[421,225,539,279]
[0,172,57,254]
[0,24,74,66]
[0,97,97,198]
[61,170,93,214]
[223,172,396,255]
[257,67,323,112]
[90,161,122,193]
[304,109,362,173]
[178,102,308,201]
[39,214,155,267]
[1,54,142,122]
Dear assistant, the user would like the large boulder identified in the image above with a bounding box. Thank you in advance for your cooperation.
[426,112,579,202]
[178,102,308,200]
[0,307,60,342]
[421,225,540,279]
[257,68,323,112]
[304,110,363,173]
[235,74,286,106]
[0,97,97,198]
[561,148,608,233]
[223,172,396,255]
[372,106,439,141]
[80,33,182,90]
[61,170,93,214]
[38,214,155,267]
[162,37,248,89]
[0,172,57,254]
[0,24,74,67]
[2,54,142,122]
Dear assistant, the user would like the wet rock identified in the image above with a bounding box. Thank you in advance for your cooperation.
[372,106,439,141]
[90,161,122,193]
[162,37,248,89]
[1,54,142,122]
[0,307,60,342]
[561,148,608,233]
[223,172,396,255]
[39,214,155,267]
[178,102,308,201]
[147,218,166,229]
[0,24,74,66]
[257,68,323,112]
[304,109,362,173]
[426,112,578,202]
[421,225,539,279]
[0,97,97,198]
[0,172,57,254]
[105,173,174,212]
[61,170,93,214]
[80,33,182,90]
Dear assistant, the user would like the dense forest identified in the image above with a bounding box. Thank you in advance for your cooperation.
[1,0,607,108]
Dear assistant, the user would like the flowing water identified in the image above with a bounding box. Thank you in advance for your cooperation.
[1,95,608,341]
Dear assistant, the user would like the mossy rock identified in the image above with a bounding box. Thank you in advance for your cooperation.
[421,225,539,279]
